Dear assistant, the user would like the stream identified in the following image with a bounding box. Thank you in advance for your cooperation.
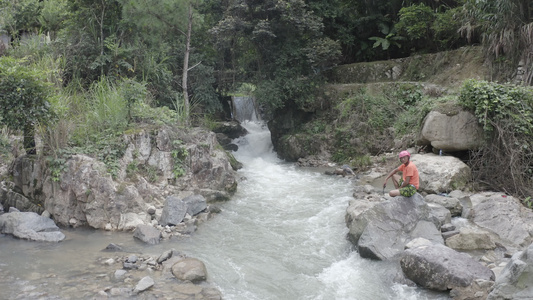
[0,121,449,299]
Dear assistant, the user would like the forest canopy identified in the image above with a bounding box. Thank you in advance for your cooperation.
[1,0,532,115]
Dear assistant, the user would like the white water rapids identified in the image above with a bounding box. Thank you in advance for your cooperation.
[177,121,448,300]
[0,121,450,299]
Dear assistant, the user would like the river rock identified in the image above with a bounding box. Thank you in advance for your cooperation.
[114,269,127,280]
[118,212,151,231]
[488,242,533,299]
[160,196,187,226]
[133,224,161,244]
[103,243,124,252]
[469,192,533,248]
[0,187,43,214]
[401,242,495,291]
[0,211,65,242]
[173,283,223,300]
[427,202,451,228]
[6,126,238,231]
[450,279,495,300]
[134,276,154,294]
[419,110,484,151]
[171,258,208,282]
[211,121,247,139]
[425,194,463,217]
[345,193,443,260]
[183,194,207,216]
[445,226,497,250]
[410,153,471,193]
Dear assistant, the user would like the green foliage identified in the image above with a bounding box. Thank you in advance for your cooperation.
[45,149,69,182]
[0,0,42,36]
[140,164,159,183]
[432,6,463,49]
[303,119,328,134]
[131,101,177,125]
[459,79,533,199]
[0,129,11,158]
[235,83,256,97]
[171,140,188,178]
[369,23,404,52]
[458,79,533,134]
[38,0,70,36]
[0,56,57,153]
[0,56,56,130]
[210,0,341,106]
[396,4,434,41]
[385,83,431,135]
[459,0,531,81]
[336,88,395,131]
[350,155,372,170]
[126,161,139,178]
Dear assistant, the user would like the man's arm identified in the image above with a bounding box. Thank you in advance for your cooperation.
[401,176,411,188]
[383,168,399,186]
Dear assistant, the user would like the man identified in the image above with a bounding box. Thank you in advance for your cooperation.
[383,150,419,197]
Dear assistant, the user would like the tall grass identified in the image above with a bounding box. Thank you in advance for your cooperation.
[71,77,129,145]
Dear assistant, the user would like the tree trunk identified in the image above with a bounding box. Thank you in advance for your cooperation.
[182,3,193,125]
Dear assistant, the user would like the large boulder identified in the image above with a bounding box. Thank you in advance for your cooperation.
[43,155,148,230]
[0,211,65,242]
[425,194,463,217]
[488,242,533,299]
[171,258,208,282]
[345,193,443,260]
[159,196,188,226]
[420,110,484,151]
[410,153,472,193]
[0,186,43,214]
[469,192,533,248]
[6,127,238,230]
[183,194,207,216]
[133,224,161,245]
[401,241,495,291]
[445,226,497,250]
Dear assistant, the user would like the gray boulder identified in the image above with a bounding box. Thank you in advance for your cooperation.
[183,194,207,216]
[427,202,451,228]
[470,192,533,248]
[411,154,472,193]
[488,242,533,299]
[0,211,65,242]
[401,242,495,291]
[445,226,497,250]
[425,194,463,217]
[171,257,208,282]
[346,193,443,260]
[420,110,484,151]
[6,127,238,231]
[133,224,161,245]
[133,276,154,294]
[160,196,187,226]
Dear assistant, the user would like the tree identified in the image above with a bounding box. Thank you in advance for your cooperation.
[0,0,42,37]
[460,0,533,83]
[120,0,211,124]
[0,56,56,154]
[209,0,341,113]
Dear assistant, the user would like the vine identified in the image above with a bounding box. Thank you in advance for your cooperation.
[171,140,189,178]
[458,79,533,201]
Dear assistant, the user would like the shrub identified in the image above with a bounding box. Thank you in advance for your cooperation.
[0,56,56,153]
[458,79,533,199]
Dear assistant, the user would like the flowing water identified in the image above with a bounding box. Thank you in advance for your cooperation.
[0,121,450,300]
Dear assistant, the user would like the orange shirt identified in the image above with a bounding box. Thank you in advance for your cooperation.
[398,162,419,189]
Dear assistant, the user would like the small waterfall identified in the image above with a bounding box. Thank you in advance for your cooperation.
[232,96,260,122]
